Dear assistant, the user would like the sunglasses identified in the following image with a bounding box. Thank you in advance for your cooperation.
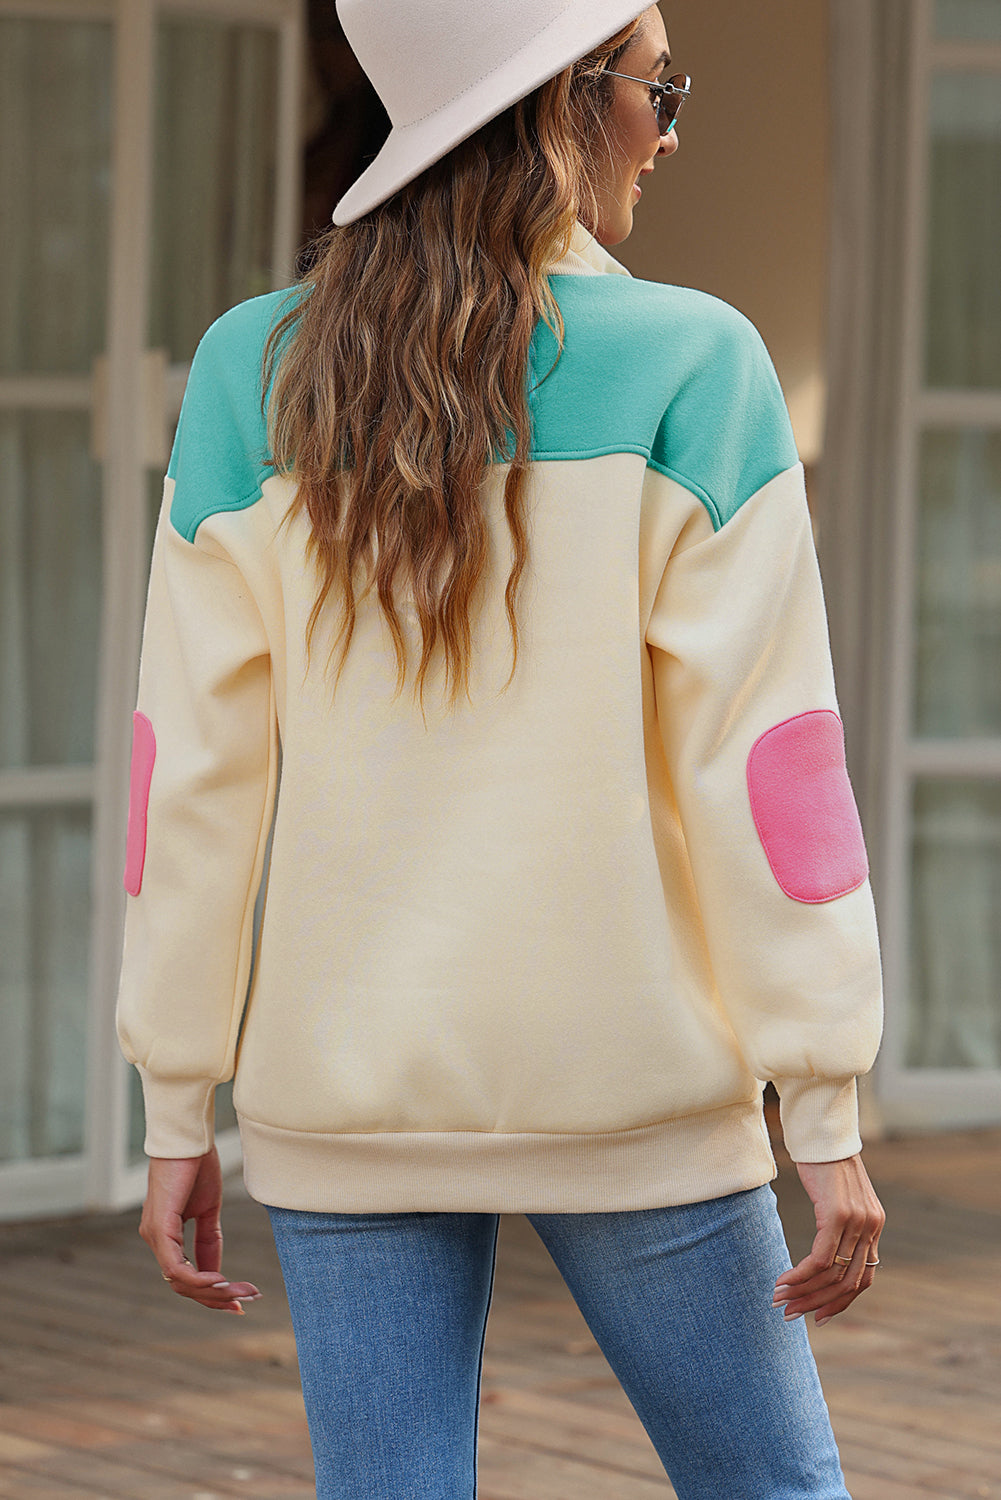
[604,70,691,135]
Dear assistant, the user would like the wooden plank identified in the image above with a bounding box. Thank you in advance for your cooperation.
[0,1476,118,1500]
[845,1474,944,1500]
[0,1406,125,1452]
[838,1439,1000,1499]
[835,1413,1001,1486]
[479,1387,666,1480]
[0,1393,316,1484]
[477,1433,675,1499]
[3,1446,312,1499]
[0,1128,998,1500]
[0,1453,219,1499]
[827,1388,1001,1455]
[0,1432,52,1466]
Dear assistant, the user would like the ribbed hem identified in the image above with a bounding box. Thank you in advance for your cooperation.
[140,1071,216,1158]
[238,1098,777,1213]
[773,1075,862,1162]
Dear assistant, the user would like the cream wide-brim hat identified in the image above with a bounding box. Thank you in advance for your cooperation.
[332,0,652,226]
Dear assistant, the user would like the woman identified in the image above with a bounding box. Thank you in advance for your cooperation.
[117,2,885,1496]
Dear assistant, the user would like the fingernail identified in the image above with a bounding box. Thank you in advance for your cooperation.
[783,1309,802,1321]
[816,1315,833,1327]
[230,1303,245,1315]
[212,1281,231,1289]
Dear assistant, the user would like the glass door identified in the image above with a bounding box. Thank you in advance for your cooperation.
[119,0,301,1203]
[0,6,113,1217]
[881,0,1001,1127]
[0,0,302,1220]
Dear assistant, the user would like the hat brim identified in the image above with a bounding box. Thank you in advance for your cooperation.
[332,0,651,226]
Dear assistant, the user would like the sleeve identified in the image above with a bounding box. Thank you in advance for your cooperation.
[115,330,279,1159]
[646,332,883,1164]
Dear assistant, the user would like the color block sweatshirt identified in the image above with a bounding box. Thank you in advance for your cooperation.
[116,220,883,1213]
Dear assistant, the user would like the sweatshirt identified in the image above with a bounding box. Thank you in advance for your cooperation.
[116,220,883,1213]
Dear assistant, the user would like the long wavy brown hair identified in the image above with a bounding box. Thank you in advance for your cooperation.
[262,16,644,705]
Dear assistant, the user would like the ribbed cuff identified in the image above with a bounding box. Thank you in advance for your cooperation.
[138,1069,217,1158]
[773,1075,862,1162]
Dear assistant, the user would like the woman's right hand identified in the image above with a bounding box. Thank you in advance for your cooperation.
[771,1153,885,1326]
[139,1147,261,1313]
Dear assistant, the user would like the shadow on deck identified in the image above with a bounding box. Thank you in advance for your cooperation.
[0,1126,998,1499]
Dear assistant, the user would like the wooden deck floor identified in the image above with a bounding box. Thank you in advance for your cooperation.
[0,1124,998,1499]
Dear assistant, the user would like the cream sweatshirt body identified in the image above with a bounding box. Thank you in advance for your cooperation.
[116,222,883,1212]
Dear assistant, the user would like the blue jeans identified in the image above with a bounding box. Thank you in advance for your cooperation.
[266,1183,851,1500]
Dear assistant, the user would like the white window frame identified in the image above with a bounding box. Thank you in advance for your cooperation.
[824,0,1001,1136]
[881,5,1001,1128]
[0,0,303,1220]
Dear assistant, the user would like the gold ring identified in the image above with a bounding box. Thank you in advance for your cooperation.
[833,1254,853,1265]
[161,1273,173,1282]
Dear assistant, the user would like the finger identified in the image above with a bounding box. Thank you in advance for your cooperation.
[161,1262,230,1298]
[160,1256,258,1300]
[773,1267,845,1308]
[774,1216,847,1289]
[811,1287,859,1325]
[813,1251,881,1325]
[144,1213,187,1274]
[781,1236,873,1321]
[851,1233,883,1299]
[829,1232,863,1282]
[196,1284,262,1315]
[156,1242,201,1283]
[775,1201,872,1297]
[169,1279,259,1313]
[778,1240,884,1318]
[193,1215,225,1277]
[161,1262,262,1312]
[776,1248,860,1316]
[774,1240,848,1303]
[779,1281,857,1321]
[171,1272,261,1300]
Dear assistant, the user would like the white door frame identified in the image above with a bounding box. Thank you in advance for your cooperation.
[0,0,303,1220]
[824,0,1001,1133]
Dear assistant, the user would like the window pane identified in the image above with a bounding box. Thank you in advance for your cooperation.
[0,806,91,1161]
[0,412,102,768]
[149,19,280,364]
[914,427,1001,738]
[0,19,111,377]
[914,428,1001,737]
[925,74,1001,388]
[935,0,1001,41]
[908,779,1001,1067]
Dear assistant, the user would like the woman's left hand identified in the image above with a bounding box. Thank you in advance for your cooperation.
[139,1147,261,1313]
[772,1154,885,1326]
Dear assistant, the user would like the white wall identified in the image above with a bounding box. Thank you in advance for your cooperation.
[616,0,830,464]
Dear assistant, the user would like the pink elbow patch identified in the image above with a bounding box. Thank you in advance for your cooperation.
[746,710,868,903]
[123,712,156,896]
